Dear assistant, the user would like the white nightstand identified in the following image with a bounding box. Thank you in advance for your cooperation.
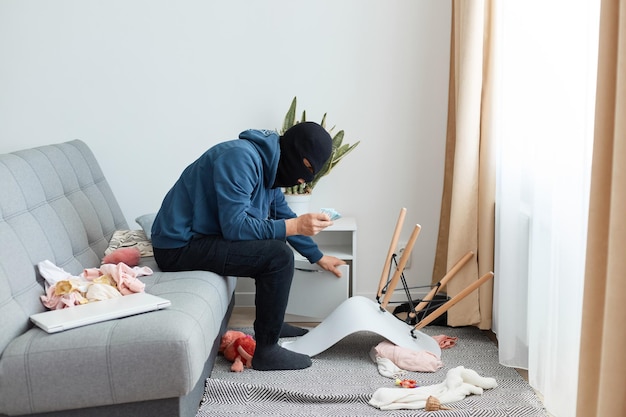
[285,217,357,322]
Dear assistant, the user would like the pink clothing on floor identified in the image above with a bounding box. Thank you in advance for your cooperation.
[432,335,458,349]
[372,340,443,372]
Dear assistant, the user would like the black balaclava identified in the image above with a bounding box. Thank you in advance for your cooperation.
[273,121,332,188]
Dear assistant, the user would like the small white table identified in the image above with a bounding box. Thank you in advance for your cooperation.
[285,217,357,322]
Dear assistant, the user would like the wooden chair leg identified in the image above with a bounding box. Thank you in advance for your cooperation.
[408,250,474,321]
[376,207,407,300]
[379,224,421,311]
[414,271,494,330]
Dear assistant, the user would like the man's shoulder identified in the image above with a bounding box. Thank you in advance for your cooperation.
[210,138,256,156]
[240,128,279,139]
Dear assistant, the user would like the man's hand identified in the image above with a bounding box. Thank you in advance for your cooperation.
[316,255,346,278]
[285,213,333,237]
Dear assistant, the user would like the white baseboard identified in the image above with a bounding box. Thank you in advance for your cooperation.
[234,292,256,307]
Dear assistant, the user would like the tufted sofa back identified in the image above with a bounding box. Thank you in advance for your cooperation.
[0,140,128,354]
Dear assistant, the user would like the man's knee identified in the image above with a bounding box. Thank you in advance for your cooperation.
[267,240,295,268]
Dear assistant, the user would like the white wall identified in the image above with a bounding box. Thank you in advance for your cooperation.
[0,0,451,302]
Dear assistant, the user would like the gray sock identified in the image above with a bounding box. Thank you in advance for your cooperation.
[252,344,312,371]
[279,322,309,337]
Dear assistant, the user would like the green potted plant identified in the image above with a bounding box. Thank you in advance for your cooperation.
[280,96,360,196]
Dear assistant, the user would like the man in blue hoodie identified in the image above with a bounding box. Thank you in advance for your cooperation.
[151,122,345,371]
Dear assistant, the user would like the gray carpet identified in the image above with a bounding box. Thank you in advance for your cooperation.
[197,326,548,416]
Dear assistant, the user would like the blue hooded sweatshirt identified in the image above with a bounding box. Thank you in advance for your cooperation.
[150,129,323,263]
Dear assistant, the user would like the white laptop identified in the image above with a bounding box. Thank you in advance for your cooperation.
[30,292,171,333]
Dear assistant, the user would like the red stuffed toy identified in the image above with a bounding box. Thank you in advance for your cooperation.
[219,330,256,372]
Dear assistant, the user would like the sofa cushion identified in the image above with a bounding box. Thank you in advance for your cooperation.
[135,213,157,240]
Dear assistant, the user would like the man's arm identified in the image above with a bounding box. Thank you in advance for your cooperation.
[284,213,333,237]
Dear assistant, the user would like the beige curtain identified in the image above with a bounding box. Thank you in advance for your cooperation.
[433,0,495,329]
[576,0,626,415]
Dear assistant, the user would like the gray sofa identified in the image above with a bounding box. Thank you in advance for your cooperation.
[0,140,236,417]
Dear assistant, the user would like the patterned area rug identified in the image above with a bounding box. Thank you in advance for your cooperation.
[197,325,548,416]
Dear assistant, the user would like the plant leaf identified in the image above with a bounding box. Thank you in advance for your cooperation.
[332,130,345,148]
[280,97,360,193]
[333,141,360,162]
[282,97,297,133]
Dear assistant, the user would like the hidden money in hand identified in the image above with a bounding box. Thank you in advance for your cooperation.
[320,208,342,221]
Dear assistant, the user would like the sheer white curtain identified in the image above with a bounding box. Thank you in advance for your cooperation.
[492,1,600,417]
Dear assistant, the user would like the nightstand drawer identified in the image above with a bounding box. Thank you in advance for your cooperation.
[285,261,349,322]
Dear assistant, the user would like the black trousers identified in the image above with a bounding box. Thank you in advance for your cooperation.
[153,236,294,346]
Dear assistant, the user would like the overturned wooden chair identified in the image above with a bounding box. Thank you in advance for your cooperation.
[282,208,493,357]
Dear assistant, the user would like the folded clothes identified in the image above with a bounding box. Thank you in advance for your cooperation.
[369,366,498,410]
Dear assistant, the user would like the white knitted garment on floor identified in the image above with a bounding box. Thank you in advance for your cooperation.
[369,366,498,410]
